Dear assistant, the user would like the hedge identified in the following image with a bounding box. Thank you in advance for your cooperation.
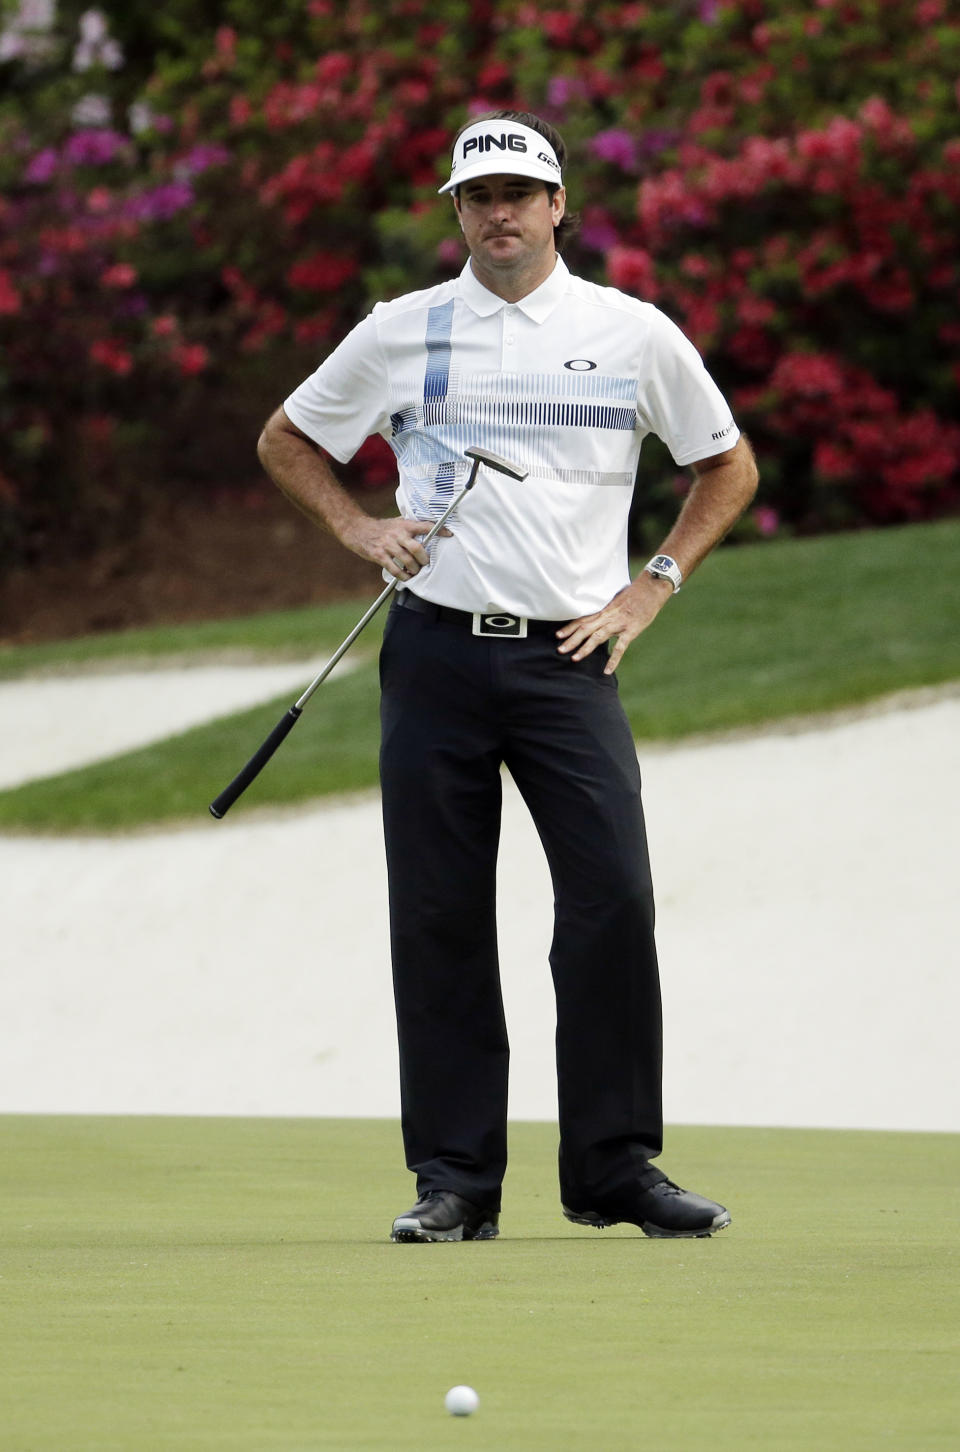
[1,0,958,569]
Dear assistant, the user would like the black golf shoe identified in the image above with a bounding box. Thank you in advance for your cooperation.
[391,1189,500,1243]
[563,1178,731,1239]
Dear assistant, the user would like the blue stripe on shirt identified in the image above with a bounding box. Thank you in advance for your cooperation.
[423,299,454,402]
[392,400,636,435]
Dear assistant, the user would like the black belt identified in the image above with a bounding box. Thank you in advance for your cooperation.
[393,590,567,638]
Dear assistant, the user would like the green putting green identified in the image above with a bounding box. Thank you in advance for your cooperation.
[3,1117,958,1449]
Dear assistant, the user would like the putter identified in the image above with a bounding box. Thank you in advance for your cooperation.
[209,446,528,819]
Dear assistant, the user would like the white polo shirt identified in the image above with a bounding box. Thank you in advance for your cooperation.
[284,257,738,620]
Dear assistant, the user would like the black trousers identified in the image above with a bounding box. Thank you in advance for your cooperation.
[379,598,663,1212]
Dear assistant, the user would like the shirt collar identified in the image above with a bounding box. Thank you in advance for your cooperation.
[459,255,569,322]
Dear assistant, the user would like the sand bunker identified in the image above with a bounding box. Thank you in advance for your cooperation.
[3,660,956,1133]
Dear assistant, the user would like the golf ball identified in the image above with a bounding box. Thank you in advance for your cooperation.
[445,1384,479,1417]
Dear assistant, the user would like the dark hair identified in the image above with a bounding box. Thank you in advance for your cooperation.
[451,109,581,253]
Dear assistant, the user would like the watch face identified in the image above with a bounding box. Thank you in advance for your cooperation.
[652,556,672,571]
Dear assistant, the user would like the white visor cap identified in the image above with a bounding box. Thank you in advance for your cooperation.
[438,119,563,195]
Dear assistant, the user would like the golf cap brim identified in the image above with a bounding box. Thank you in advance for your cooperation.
[438,120,563,195]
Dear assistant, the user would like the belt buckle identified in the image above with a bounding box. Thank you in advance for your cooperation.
[472,612,528,638]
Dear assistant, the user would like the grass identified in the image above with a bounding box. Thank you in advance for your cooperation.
[1,518,958,831]
[0,599,381,682]
[2,1116,958,1451]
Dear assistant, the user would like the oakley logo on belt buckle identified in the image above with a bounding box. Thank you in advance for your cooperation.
[472,612,528,638]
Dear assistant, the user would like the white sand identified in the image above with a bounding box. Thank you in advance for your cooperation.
[0,654,354,789]
[2,662,957,1132]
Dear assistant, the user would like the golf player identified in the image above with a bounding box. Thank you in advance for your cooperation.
[257,110,758,1241]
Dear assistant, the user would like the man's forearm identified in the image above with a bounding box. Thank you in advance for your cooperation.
[257,407,439,579]
[257,410,370,544]
[554,433,759,671]
[647,434,759,584]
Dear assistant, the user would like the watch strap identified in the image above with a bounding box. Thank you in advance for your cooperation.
[644,553,683,593]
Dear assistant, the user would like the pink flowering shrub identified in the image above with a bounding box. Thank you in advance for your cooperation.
[0,0,958,570]
[617,70,960,530]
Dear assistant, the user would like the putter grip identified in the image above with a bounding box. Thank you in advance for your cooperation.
[208,705,302,819]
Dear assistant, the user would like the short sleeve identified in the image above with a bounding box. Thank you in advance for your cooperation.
[637,310,739,465]
[283,314,390,463]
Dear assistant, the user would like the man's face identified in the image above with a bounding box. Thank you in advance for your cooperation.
[454,174,565,273]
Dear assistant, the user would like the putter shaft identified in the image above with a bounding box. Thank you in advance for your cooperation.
[209,447,527,818]
[295,464,479,711]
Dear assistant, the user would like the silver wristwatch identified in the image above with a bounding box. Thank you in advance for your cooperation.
[644,553,683,593]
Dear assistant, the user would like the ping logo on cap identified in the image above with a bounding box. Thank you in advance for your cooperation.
[439,120,564,195]
[463,132,529,158]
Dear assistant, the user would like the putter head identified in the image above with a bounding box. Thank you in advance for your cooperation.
[464,446,528,483]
